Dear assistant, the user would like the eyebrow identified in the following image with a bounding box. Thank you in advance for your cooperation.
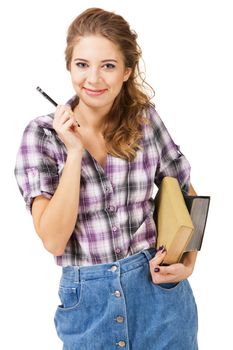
[73,58,118,63]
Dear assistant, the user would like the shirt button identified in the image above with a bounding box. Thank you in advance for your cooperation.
[31,169,37,176]
[114,290,121,298]
[108,206,115,212]
[117,340,126,347]
[116,316,124,323]
[115,247,121,254]
[110,265,118,272]
[112,226,118,232]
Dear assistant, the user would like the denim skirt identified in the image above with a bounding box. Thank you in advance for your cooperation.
[54,249,198,350]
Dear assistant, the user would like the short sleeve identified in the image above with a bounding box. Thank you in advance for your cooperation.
[14,119,59,212]
[149,107,191,193]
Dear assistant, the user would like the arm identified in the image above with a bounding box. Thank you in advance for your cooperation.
[150,183,198,284]
[32,105,84,256]
[32,151,82,256]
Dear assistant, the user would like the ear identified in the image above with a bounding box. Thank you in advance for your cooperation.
[123,67,132,82]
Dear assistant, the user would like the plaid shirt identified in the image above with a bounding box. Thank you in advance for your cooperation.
[15,98,191,266]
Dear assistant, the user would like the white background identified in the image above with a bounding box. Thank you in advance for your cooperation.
[0,0,232,349]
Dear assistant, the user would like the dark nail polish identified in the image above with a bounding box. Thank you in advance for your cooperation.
[154,267,160,272]
[157,245,164,252]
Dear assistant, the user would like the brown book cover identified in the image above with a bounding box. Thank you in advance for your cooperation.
[154,177,210,264]
[154,177,194,265]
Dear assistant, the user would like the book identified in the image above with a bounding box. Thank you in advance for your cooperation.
[183,195,210,252]
[153,177,210,265]
[154,177,194,265]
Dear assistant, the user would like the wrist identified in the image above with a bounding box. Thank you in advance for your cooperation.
[67,147,84,160]
[182,251,198,276]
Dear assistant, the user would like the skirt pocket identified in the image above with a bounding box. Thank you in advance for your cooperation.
[156,281,180,290]
[152,279,186,293]
[57,283,84,311]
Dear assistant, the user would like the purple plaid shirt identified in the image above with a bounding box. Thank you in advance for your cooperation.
[15,98,191,266]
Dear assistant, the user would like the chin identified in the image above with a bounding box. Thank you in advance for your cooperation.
[80,95,114,109]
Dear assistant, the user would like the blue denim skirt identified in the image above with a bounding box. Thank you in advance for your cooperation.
[54,249,198,350]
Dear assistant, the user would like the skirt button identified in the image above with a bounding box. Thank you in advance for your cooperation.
[117,340,126,347]
[113,290,121,298]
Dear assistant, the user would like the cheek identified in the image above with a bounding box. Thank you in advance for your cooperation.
[108,74,125,89]
[70,66,84,85]
[71,74,84,87]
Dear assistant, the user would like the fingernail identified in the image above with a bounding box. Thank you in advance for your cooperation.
[157,245,164,252]
[154,267,160,272]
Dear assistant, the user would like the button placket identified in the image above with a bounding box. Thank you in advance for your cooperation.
[110,274,128,350]
[105,207,124,259]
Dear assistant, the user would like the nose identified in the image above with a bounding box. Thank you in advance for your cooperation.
[87,67,102,85]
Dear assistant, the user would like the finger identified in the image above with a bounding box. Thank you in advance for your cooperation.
[58,104,71,112]
[60,118,75,131]
[53,115,69,130]
[54,105,68,123]
[59,112,71,124]
[63,118,81,134]
[55,104,69,116]
[55,110,73,128]
[149,252,166,278]
[55,105,72,117]
[155,265,171,276]
[158,263,183,275]
[55,104,62,112]
[151,273,178,284]
[150,249,166,266]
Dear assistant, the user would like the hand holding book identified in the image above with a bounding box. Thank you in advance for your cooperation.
[153,177,210,265]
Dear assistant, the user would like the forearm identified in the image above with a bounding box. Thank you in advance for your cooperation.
[39,150,83,255]
[188,183,197,196]
[182,251,198,275]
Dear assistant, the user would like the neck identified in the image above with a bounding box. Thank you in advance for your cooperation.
[73,101,111,133]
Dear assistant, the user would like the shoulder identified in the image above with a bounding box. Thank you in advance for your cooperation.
[23,112,54,134]
[144,105,163,128]
[142,105,165,136]
[21,112,56,145]
[17,113,63,163]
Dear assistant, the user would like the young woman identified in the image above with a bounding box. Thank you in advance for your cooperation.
[15,8,198,350]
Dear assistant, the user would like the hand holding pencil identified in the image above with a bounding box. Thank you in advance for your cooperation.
[37,87,83,153]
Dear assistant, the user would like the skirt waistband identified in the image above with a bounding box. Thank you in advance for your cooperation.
[60,248,156,284]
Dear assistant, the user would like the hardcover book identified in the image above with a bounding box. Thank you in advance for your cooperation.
[154,177,210,265]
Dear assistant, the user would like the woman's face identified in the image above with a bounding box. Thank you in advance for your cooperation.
[70,35,131,112]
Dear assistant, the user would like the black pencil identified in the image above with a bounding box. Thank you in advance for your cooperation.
[36,86,58,107]
[36,86,80,127]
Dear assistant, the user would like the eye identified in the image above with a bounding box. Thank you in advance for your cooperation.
[103,63,116,70]
[75,62,88,68]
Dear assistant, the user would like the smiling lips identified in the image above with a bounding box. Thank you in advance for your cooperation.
[83,87,108,96]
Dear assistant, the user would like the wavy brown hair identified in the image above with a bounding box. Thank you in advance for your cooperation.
[65,8,154,160]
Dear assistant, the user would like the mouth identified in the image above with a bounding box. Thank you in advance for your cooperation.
[83,87,108,96]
